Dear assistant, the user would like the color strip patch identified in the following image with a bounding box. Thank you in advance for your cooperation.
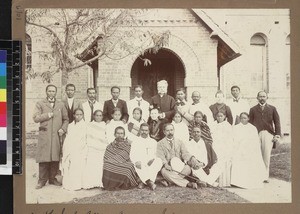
[0,50,7,165]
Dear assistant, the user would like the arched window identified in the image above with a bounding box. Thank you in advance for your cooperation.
[25,34,32,70]
[250,33,268,93]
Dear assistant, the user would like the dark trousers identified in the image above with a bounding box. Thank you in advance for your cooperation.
[38,161,59,184]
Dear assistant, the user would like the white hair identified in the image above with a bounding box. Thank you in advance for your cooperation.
[157,80,168,86]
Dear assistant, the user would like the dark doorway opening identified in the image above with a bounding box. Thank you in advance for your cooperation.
[131,48,185,102]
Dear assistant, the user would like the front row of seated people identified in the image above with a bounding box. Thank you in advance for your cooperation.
[62,107,266,191]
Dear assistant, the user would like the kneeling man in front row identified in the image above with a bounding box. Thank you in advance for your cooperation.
[130,123,162,190]
[156,123,200,189]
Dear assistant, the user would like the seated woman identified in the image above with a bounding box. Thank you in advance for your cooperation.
[231,112,266,189]
[102,126,141,190]
[147,108,167,141]
[172,111,190,143]
[127,107,146,137]
[82,110,108,189]
[188,111,213,144]
[211,111,234,187]
[62,108,87,191]
[209,90,233,125]
[106,107,127,143]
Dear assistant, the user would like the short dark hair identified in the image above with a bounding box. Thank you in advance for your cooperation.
[111,86,120,92]
[163,123,174,131]
[133,85,143,91]
[257,90,268,97]
[133,107,143,115]
[66,83,76,90]
[114,126,125,134]
[231,85,240,91]
[93,110,103,116]
[194,111,204,117]
[73,108,84,115]
[87,88,96,94]
[176,88,186,94]
[240,112,249,118]
[46,84,57,92]
[140,123,149,129]
[112,107,122,114]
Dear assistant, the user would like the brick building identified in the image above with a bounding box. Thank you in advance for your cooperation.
[25,9,290,138]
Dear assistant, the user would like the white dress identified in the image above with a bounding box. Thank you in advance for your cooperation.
[231,123,266,189]
[105,120,127,143]
[211,120,234,187]
[62,120,87,191]
[172,121,190,143]
[82,121,108,189]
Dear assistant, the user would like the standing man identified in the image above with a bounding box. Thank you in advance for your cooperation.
[156,123,199,189]
[249,91,281,182]
[150,80,176,122]
[127,85,150,122]
[33,84,69,189]
[187,91,214,124]
[103,86,129,123]
[227,86,250,125]
[62,83,81,123]
[81,88,103,122]
[130,123,162,190]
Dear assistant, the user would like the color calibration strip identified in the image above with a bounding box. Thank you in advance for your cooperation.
[0,40,22,175]
[0,50,7,165]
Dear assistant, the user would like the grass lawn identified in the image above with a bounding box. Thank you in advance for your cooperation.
[25,139,291,203]
[72,185,249,204]
[270,142,291,182]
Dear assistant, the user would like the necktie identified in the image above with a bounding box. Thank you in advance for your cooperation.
[167,139,173,148]
[260,105,264,111]
[48,99,55,108]
[137,99,141,106]
[89,101,94,121]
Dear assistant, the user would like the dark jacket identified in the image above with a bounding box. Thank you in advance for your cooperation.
[150,94,176,121]
[249,103,281,136]
[103,99,129,122]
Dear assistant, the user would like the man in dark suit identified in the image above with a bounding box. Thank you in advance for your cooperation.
[150,80,176,122]
[62,83,81,123]
[249,91,281,182]
[103,86,129,123]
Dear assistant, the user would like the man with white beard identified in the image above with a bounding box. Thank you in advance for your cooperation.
[130,123,163,190]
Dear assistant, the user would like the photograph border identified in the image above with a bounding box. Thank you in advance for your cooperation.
[13,0,300,213]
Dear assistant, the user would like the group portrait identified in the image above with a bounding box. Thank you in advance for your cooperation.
[24,8,291,204]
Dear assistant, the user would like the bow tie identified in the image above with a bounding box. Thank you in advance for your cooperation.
[48,99,55,103]
[233,99,239,102]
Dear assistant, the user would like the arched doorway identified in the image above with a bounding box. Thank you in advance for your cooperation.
[131,48,186,102]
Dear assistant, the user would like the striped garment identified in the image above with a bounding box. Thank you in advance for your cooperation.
[102,140,139,190]
[188,120,213,144]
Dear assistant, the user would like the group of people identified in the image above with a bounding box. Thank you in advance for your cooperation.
[32,79,281,192]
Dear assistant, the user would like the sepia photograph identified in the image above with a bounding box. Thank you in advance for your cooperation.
[24,8,291,204]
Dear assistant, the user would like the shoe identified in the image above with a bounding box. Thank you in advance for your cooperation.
[138,182,145,189]
[49,179,62,186]
[263,180,269,183]
[196,180,207,188]
[160,180,169,187]
[35,182,45,189]
[187,182,198,189]
[147,180,156,190]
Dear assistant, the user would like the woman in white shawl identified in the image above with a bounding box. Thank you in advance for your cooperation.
[172,111,190,143]
[62,108,87,191]
[231,112,266,189]
[211,111,234,187]
[105,108,127,143]
[82,110,108,189]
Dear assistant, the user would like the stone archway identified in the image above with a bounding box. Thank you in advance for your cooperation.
[130,48,186,102]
